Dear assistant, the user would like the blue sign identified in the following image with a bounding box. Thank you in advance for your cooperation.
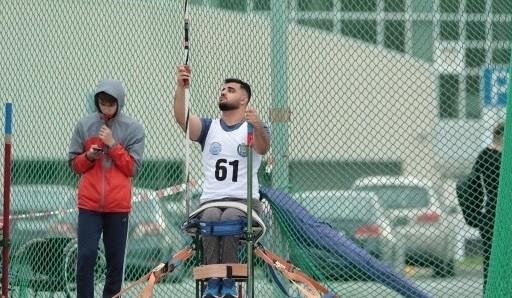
[482,66,509,108]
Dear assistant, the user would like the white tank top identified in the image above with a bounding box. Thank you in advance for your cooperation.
[200,119,262,203]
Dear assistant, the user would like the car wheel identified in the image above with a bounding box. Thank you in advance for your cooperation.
[433,259,455,278]
[9,239,42,288]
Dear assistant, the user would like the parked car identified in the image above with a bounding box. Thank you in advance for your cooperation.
[8,184,191,296]
[3,184,76,250]
[290,190,399,280]
[125,188,191,281]
[4,184,78,295]
[2,184,76,258]
[48,187,192,281]
[352,176,457,277]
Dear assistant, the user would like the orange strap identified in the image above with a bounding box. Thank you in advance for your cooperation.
[254,245,336,297]
[112,247,195,298]
[193,263,248,280]
[113,244,335,297]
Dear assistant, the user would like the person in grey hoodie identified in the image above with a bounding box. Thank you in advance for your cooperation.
[68,79,145,298]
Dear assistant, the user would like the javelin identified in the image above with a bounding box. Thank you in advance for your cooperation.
[183,0,192,220]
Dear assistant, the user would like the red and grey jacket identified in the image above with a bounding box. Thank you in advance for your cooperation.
[68,80,145,212]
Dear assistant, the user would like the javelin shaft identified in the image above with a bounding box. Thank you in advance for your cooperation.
[183,0,191,220]
[184,89,191,218]
[246,123,254,298]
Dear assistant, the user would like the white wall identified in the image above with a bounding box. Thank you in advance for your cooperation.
[1,2,438,179]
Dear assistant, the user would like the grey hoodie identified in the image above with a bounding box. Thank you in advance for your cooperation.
[93,79,126,115]
[68,79,145,212]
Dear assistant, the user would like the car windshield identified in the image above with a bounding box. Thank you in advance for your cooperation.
[7,185,76,214]
[356,186,430,209]
[296,192,378,221]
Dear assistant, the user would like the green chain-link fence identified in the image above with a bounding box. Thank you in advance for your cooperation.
[1,0,512,297]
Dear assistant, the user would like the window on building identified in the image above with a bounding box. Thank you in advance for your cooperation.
[439,74,460,118]
[492,48,511,64]
[492,21,512,41]
[214,0,247,11]
[253,0,270,11]
[298,0,333,11]
[411,0,433,13]
[465,47,486,68]
[440,0,460,13]
[384,20,406,52]
[339,0,377,12]
[466,21,486,41]
[297,19,334,31]
[339,20,377,43]
[384,0,405,12]
[465,0,486,14]
[492,0,512,14]
[440,21,460,40]
[412,21,434,61]
[465,75,481,119]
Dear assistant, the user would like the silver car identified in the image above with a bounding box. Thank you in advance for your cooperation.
[291,190,399,280]
[352,176,457,277]
[6,184,82,296]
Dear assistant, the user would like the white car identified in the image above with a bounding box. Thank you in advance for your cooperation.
[352,176,457,277]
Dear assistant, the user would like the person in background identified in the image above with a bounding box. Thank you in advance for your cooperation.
[470,121,503,292]
[68,79,145,298]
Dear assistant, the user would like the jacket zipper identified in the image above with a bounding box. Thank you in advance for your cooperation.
[100,154,105,210]
[100,118,108,211]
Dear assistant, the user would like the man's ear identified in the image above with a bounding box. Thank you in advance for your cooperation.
[240,95,249,106]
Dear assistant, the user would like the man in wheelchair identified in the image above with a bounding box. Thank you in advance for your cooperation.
[173,65,271,298]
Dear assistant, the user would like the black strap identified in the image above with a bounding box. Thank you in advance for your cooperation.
[183,0,190,65]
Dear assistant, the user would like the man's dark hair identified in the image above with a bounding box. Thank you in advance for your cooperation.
[94,92,118,115]
[224,78,251,100]
[95,92,117,104]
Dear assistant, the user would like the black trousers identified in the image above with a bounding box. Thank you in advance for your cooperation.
[76,208,129,298]
[480,224,494,294]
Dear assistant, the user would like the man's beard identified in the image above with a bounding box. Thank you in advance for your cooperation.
[218,101,238,111]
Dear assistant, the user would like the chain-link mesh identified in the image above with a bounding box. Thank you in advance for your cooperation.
[1,0,512,297]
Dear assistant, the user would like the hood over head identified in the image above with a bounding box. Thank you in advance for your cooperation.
[94,79,126,115]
